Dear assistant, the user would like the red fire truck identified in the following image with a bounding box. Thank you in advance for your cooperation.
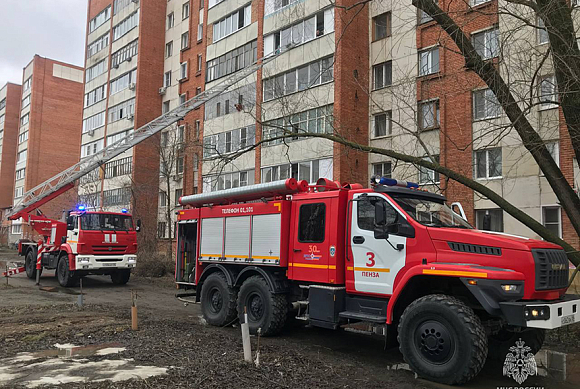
[175,177,579,384]
[9,183,139,287]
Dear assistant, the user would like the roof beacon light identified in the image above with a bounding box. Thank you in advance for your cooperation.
[121,208,128,213]
[77,205,86,212]
[372,176,419,189]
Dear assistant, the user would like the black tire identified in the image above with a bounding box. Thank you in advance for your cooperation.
[56,254,76,287]
[111,270,131,285]
[397,294,488,385]
[25,249,41,279]
[200,272,238,326]
[488,328,545,361]
[237,275,287,336]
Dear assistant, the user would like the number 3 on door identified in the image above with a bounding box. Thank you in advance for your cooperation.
[366,252,375,267]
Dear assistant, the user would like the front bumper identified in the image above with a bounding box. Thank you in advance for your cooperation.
[500,294,580,329]
[75,254,137,270]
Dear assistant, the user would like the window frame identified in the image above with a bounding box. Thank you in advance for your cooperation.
[542,206,562,238]
[372,12,391,41]
[474,148,502,179]
[418,46,440,76]
[418,99,440,131]
[372,111,392,138]
[472,88,501,120]
[297,202,326,243]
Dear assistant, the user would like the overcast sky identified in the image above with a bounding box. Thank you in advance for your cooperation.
[0,0,87,86]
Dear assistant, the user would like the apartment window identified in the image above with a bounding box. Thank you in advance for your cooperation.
[164,71,172,87]
[0,98,6,110]
[473,27,499,59]
[473,88,501,120]
[263,105,333,145]
[181,32,189,50]
[198,22,203,41]
[182,2,190,19]
[373,112,391,138]
[419,155,440,184]
[475,209,503,232]
[177,157,184,174]
[418,100,440,130]
[17,150,27,164]
[206,40,258,83]
[159,191,168,207]
[263,9,335,57]
[263,56,333,101]
[196,87,201,95]
[113,10,140,41]
[203,125,256,157]
[110,69,137,94]
[82,111,106,133]
[193,153,199,171]
[204,83,256,120]
[175,189,183,205]
[161,131,169,147]
[18,131,29,144]
[21,95,31,109]
[194,121,200,138]
[113,0,135,15]
[419,47,439,76]
[87,33,109,59]
[89,6,111,33]
[14,187,24,199]
[204,170,253,192]
[163,101,170,113]
[546,141,560,167]
[15,168,25,180]
[102,187,131,206]
[373,162,392,178]
[542,206,561,238]
[106,129,133,146]
[178,125,185,142]
[158,222,167,238]
[212,5,252,43]
[538,18,549,44]
[111,39,139,68]
[167,12,175,29]
[475,148,502,179]
[373,61,392,90]
[200,0,204,9]
[264,0,299,16]
[261,158,331,184]
[11,223,23,235]
[197,54,203,72]
[166,41,173,58]
[86,59,107,82]
[85,84,107,107]
[418,0,436,24]
[23,77,32,92]
[180,93,187,104]
[105,156,133,178]
[0,114,4,124]
[81,139,104,158]
[109,98,135,122]
[539,75,557,109]
[373,12,391,41]
[20,113,29,126]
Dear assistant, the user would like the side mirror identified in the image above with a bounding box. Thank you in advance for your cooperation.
[66,215,74,230]
[136,219,142,232]
[387,221,416,238]
[374,201,386,226]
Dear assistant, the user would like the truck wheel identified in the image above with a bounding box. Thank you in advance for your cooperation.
[57,254,76,287]
[200,272,238,326]
[111,270,131,285]
[25,250,41,279]
[238,275,287,336]
[488,328,545,361]
[398,294,487,385]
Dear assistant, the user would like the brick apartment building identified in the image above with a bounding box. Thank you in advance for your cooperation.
[77,0,576,245]
[0,83,22,244]
[7,55,84,245]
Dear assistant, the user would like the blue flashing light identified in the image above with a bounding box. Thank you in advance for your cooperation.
[77,205,86,211]
[121,208,128,214]
[373,176,420,189]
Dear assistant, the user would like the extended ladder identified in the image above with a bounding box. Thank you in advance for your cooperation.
[7,51,282,220]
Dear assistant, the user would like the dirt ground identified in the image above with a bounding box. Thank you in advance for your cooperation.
[1,248,579,389]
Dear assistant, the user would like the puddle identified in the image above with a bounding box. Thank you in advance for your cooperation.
[0,343,166,388]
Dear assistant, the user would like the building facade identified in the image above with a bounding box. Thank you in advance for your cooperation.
[8,55,84,244]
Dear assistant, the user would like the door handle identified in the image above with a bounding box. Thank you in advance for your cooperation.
[352,236,365,244]
[293,248,302,252]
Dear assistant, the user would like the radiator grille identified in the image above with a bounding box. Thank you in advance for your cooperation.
[532,249,569,290]
[447,242,502,256]
[92,245,128,255]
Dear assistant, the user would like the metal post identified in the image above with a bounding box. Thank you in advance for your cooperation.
[131,290,138,330]
[241,307,252,363]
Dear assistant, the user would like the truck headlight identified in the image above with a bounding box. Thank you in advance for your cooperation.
[524,306,550,320]
[501,284,519,292]
[77,257,90,263]
[128,257,136,263]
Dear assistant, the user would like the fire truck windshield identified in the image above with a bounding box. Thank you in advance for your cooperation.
[392,197,473,229]
[80,213,133,231]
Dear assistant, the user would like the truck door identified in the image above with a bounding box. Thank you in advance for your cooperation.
[348,193,407,295]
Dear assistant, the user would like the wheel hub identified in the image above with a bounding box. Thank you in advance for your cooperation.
[247,292,264,321]
[415,320,454,363]
[209,288,223,313]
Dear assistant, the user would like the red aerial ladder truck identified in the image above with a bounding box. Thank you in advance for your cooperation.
[175,177,580,384]
[5,49,280,287]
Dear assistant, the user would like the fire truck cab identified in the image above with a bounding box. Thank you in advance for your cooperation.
[175,177,580,384]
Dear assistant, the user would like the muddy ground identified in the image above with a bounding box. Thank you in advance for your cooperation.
[1,248,579,389]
